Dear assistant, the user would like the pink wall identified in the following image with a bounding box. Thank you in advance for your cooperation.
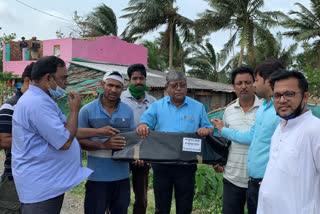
[3,61,34,75]
[2,36,148,75]
[43,38,73,67]
[72,36,148,66]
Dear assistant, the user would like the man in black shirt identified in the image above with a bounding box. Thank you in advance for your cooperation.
[19,37,28,59]
[0,63,33,213]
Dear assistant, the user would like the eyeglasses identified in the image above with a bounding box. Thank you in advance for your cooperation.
[273,91,304,101]
[168,83,187,89]
[234,81,253,87]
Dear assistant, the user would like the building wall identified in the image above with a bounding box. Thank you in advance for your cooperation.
[43,38,73,67]
[3,61,34,75]
[72,36,148,66]
[3,40,41,74]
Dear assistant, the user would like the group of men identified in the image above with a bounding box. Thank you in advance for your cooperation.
[212,59,320,214]
[0,55,319,214]
[19,37,40,60]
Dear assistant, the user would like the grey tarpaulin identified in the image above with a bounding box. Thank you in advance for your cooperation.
[112,131,230,165]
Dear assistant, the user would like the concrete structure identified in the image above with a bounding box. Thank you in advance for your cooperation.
[2,36,148,75]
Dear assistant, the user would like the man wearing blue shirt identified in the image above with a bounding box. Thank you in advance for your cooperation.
[136,70,214,214]
[11,56,92,214]
[0,62,33,214]
[212,59,284,214]
[78,71,135,214]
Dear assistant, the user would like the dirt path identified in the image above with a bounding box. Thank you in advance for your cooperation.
[0,152,84,214]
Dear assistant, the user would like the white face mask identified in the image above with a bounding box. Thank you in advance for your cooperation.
[48,76,66,98]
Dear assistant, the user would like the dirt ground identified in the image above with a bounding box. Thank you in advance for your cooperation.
[0,153,84,214]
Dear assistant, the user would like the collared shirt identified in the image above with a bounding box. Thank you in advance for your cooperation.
[257,111,320,214]
[221,99,280,178]
[0,90,23,180]
[223,96,262,188]
[78,94,135,181]
[120,89,157,127]
[140,96,213,132]
[12,85,92,203]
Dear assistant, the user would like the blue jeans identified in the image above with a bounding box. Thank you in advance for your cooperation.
[84,178,130,214]
[152,164,196,214]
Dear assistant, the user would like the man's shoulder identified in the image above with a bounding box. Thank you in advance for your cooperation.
[119,101,134,113]
[186,96,204,107]
[81,98,99,110]
[145,92,157,103]
[3,92,22,107]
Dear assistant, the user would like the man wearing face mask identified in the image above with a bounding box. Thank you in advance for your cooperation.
[11,56,92,214]
[212,59,284,214]
[120,63,156,214]
[0,62,33,214]
[257,70,320,213]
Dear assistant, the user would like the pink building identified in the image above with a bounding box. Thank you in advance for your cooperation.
[2,36,148,75]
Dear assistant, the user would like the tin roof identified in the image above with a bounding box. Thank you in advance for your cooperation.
[67,60,234,94]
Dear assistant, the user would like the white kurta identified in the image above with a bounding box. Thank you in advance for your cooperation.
[257,110,320,214]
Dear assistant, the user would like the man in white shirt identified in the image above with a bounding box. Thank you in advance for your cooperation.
[214,66,262,214]
[257,70,320,214]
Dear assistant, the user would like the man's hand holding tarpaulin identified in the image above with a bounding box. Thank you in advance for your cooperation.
[112,131,230,165]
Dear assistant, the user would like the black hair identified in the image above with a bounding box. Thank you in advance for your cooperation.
[21,62,34,83]
[110,71,122,77]
[31,56,66,82]
[127,63,146,79]
[254,58,285,81]
[231,66,254,84]
[270,70,308,92]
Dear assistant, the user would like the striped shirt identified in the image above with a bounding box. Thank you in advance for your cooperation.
[223,96,262,188]
[0,90,22,180]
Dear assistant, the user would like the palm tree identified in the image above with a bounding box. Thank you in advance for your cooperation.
[140,32,191,72]
[121,0,193,70]
[86,4,118,36]
[140,40,167,71]
[195,0,284,66]
[185,40,231,82]
[282,0,320,70]
[255,32,297,69]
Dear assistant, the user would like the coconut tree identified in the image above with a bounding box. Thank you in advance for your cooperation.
[282,0,320,70]
[185,40,232,82]
[121,0,193,70]
[195,0,285,66]
[255,32,297,69]
[86,3,118,36]
[140,40,167,71]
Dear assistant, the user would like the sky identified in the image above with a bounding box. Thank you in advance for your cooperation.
[0,0,311,53]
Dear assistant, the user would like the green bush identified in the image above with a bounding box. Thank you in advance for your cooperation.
[193,165,223,213]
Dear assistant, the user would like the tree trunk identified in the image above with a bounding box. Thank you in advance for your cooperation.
[317,47,320,71]
[169,22,173,70]
[168,0,174,71]
[238,46,244,67]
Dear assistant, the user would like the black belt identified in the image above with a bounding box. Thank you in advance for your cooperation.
[249,177,262,184]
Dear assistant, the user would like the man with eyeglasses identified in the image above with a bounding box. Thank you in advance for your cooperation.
[212,59,284,214]
[257,70,320,213]
[213,66,262,214]
[136,70,214,214]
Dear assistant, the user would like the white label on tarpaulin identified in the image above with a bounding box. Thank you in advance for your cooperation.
[182,137,201,152]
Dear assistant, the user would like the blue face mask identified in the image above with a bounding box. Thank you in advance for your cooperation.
[48,76,66,98]
[49,86,66,98]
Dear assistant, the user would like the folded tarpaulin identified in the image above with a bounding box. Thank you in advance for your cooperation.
[112,131,231,165]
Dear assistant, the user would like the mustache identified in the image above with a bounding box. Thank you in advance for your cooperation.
[135,84,144,87]
[240,89,248,93]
